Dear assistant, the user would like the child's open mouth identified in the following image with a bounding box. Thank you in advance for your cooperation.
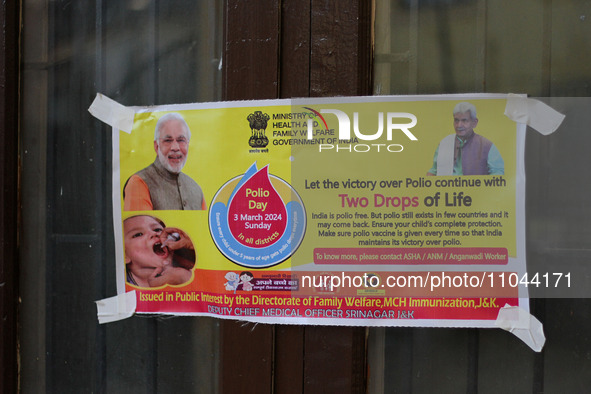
[153,243,167,256]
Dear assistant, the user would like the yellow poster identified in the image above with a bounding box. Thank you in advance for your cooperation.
[105,94,532,327]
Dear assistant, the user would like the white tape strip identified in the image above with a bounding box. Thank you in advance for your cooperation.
[88,93,135,133]
[504,94,565,135]
[95,290,137,324]
[495,304,545,352]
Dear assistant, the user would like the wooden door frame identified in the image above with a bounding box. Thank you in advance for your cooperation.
[1,1,373,391]
[0,1,20,393]
[221,1,373,392]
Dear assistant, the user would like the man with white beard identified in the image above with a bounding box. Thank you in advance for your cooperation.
[124,113,206,210]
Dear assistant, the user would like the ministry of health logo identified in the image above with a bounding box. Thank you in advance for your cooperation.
[247,111,270,148]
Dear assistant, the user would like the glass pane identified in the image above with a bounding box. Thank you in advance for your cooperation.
[20,1,222,392]
[372,0,591,392]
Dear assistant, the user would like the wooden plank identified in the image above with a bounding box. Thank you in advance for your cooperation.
[476,326,536,393]
[303,326,367,393]
[271,2,311,392]
[279,0,311,98]
[383,328,413,392]
[274,325,305,394]
[219,321,275,393]
[223,0,280,100]
[300,1,371,393]
[310,0,373,97]
[221,1,372,392]
[0,1,20,393]
[542,299,591,392]
[411,329,471,393]
[220,1,280,392]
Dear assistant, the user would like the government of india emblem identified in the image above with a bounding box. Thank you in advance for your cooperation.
[247,111,270,148]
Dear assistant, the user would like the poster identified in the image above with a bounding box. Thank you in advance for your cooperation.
[108,94,531,328]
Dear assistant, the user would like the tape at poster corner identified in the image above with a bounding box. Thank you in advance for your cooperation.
[495,304,546,352]
[504,94,565,135]
[88,93,135,133]
[95,290,137,324]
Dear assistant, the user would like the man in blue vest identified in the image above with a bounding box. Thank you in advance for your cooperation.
[427,102,504,176]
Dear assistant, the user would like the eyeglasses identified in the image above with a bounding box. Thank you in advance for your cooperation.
[159,137,188,147]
